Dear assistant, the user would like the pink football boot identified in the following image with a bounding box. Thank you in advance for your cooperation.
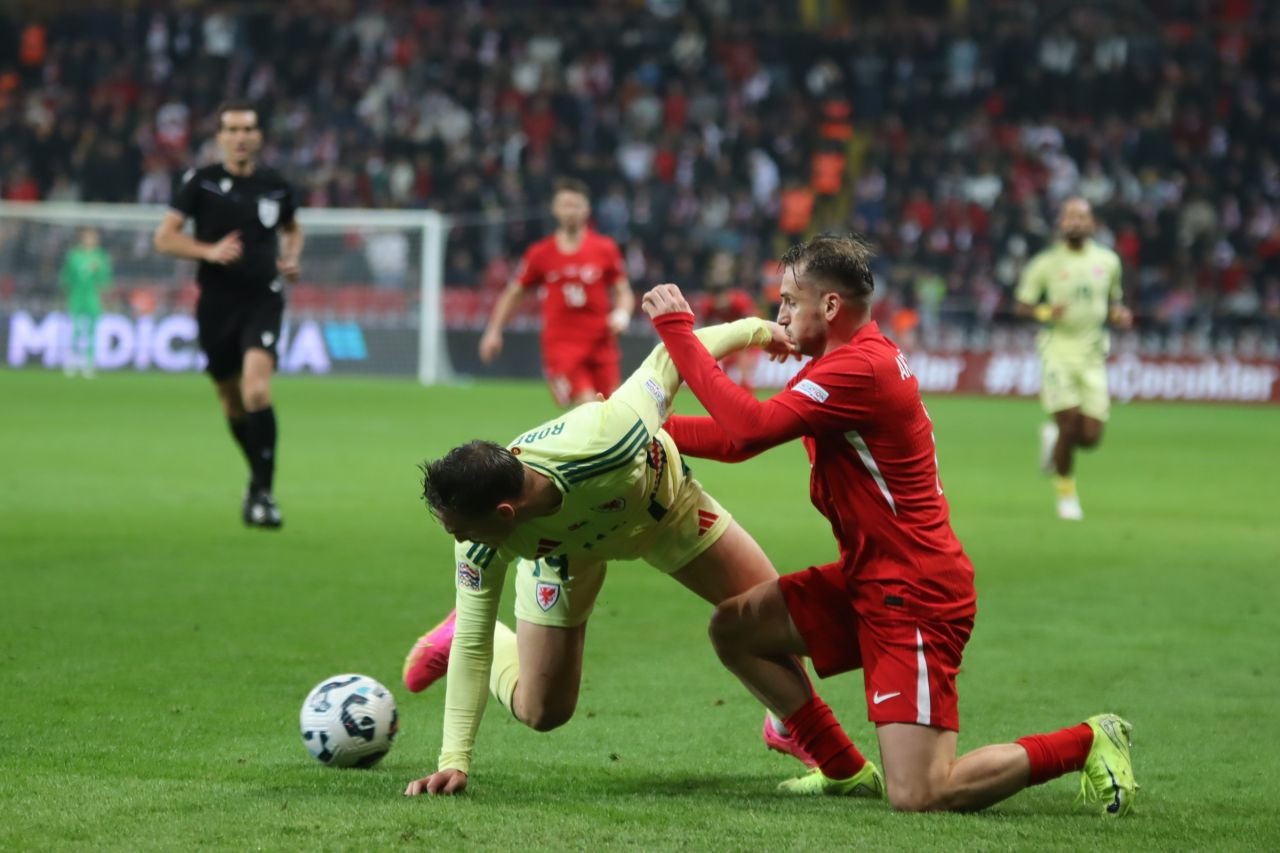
[402,609,457,693]
[763,712,819,768]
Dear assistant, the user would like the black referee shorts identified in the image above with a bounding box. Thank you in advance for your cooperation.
[196,285,285,381]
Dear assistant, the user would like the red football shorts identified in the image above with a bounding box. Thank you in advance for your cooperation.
[543,337,620,406]
[779,562,972,732]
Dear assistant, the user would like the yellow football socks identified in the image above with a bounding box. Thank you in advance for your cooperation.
[1054,476,1077,498]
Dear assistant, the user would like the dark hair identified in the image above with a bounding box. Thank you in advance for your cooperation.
[421,440,524,517]
[779,234,875,300]
[552,177,590,199]
[216,100,260,129]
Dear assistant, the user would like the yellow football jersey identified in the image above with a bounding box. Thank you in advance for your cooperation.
[436,318,773,774]
[1016,239,1123,361]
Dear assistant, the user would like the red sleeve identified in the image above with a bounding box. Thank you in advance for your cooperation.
[652,313,808,454]
[664,415,761,463]
[771,348,876,433]
[516,245,542,288]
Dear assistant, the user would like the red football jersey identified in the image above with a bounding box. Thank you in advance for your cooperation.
[516,229,624,339]
[773,322,976,621]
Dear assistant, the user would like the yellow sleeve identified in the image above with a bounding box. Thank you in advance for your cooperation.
[611,317,773,434]
[437,540,512,774]
[1015,253,1047,306]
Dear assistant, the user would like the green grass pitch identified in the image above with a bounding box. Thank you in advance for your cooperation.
[2,368,1278,851]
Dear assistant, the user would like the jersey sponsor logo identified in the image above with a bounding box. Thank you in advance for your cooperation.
[697,509,719,537]
[258,197,280,228]
[872,690,901,705]
[457,561,482,591]
[579,265,600,283]
[534,581,560,611]
[592,498,626,513]
[792,379,829,403]
[643,377,667,420]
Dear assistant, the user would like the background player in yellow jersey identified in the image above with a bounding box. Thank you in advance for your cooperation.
[1015,198,1132,520]
[402,320,882,797]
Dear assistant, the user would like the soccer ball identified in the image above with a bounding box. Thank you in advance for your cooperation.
[299,674,398,768]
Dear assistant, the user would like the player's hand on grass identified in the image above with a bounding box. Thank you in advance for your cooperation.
[641,284,694,318]
[479,328,503,363]
[762,321,799,362]
[277,256,301,282]
[204,231,243,265]
[405,769,468,796]
[1110,304,1133,329]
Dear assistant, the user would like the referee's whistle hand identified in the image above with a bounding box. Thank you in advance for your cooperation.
[205,231,243,265]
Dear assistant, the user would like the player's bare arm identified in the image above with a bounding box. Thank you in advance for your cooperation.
[608,278,635,334]
[276,219,304,282]
[153,211,243,265]
[479,280,530,363]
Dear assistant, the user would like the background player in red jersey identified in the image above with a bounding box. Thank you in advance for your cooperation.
[479,178,634,406]
[640,235,1138,815]
[693,253,761,391]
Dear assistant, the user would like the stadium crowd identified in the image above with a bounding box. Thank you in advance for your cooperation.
[1,0,1277,350]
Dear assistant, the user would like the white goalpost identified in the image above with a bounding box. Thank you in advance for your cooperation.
[0,201,453,384]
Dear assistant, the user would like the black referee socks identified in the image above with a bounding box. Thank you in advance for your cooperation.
[243,406,278,493]
[227,416,253,467]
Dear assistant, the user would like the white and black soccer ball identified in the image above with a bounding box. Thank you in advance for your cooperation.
[300,674,398,768]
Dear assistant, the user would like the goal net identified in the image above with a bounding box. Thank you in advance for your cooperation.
[0,201,451,383]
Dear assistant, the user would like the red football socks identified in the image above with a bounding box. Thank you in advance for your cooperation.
[1016,722,1094,784]
[783,695,867,780]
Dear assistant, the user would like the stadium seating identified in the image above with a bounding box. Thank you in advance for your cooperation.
[0,2,1276,350]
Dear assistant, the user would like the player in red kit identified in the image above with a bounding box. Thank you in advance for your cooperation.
[479,178,634,406]
[641,235,1138,816]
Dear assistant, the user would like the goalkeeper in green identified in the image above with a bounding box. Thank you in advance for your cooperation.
[60,227,113,378]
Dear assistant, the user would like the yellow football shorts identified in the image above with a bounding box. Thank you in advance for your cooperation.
[1041,357,1110,420]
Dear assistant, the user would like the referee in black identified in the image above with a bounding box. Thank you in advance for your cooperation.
[153,100,303,529]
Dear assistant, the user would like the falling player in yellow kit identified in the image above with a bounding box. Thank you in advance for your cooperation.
[402,319,883,797]
[1015,198,1132,520]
